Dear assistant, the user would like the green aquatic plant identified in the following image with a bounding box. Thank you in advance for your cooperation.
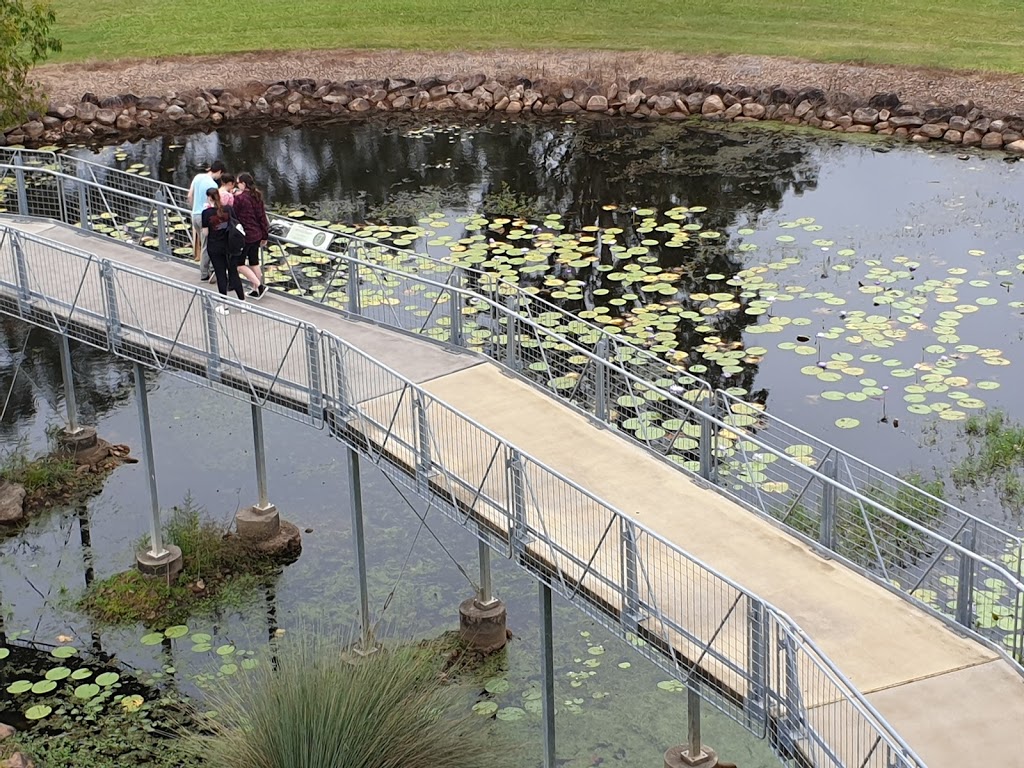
[953,410,1024,510]
[79,498,279,625]
[183,634,512,768]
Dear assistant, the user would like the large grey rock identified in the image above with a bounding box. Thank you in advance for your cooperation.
[163,105,186,120]
[94,109,118,126]
[0,483,25,525]
[742,103,766,118]
[852,107,879,125]
[585,94,608,112]
[1006,139,1024,154]
[701,95,725,114]
[22,121,44,140]
[349,98,371,112]
[76,102,98,122]
[558,100,581,114]
[137,96,167,112]
[889,115,925,128]
[919,123,945,138]
[948,115,971,133]
[961,129,982,146]
[981,132,1004,149]
[942,129,962,143]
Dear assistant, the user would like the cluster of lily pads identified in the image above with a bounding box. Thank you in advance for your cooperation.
[3,642,140,723]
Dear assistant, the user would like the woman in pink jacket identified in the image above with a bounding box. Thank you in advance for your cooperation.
[231,172,271,299]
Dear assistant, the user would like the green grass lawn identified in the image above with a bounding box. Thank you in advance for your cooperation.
[48,0,1024,73]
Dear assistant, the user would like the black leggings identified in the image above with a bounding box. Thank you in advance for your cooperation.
[209,247,245,300]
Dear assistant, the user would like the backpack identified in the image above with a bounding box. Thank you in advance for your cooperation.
[226,211,246,258]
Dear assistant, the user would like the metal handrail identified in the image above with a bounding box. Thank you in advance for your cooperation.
[2,156,1022,665]
[0,222,927,767]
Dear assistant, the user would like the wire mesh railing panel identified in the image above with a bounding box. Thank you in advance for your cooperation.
[106,262,323,425]
[5,230,110,351]
[772,626,921,768]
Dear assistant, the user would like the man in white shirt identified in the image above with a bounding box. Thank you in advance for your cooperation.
[187,160,226,282]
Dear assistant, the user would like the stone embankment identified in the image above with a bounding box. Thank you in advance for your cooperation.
[5,74,1024,153]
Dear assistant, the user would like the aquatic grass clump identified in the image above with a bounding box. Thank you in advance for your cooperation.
[0,445,106,515]
[184,635,511,768]
[79,498,279,625]
[953,410,1024,509]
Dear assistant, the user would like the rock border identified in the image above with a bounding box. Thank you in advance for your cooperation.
[4,74,1024,153]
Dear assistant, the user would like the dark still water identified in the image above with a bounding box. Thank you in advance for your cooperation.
[72,115,1024,528]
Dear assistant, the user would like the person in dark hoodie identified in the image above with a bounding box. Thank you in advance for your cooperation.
[202,188,246,313]
[231,172,270,300]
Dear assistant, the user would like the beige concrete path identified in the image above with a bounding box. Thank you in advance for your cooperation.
[3,218,1023,767]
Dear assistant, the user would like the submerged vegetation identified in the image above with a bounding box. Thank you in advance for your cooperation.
[954,410,1024,510]
[79,500,279,626]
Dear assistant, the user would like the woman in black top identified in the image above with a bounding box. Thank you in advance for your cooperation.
[201,188,245,313]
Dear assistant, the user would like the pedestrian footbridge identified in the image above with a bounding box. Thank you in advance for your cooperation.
[1,149,1023,767]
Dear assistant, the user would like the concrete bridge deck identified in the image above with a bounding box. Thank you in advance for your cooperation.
[2,216,1023,767]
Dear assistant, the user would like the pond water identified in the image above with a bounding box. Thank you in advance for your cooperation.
[71,115,1024,530]
[3,114,1024,764]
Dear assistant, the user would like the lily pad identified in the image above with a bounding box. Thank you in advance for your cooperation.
[164,625,189,639]
[140,633,164,646]
[495,706,526,721]
[657,680,685,692]
[74,683,100,699]
[31,680,56,694]
[95,672,119,687]
[51,646,77,659]
[484,677,510,694]
[25,704,51,720]
[6,680,31,694]
[835,417,860,429]
[472,701,499,716]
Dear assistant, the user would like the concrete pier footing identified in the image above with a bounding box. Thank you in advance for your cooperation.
[458,596,508,653]
[135,544,184,581]
[663,745,718,768]
[235,504,302,562]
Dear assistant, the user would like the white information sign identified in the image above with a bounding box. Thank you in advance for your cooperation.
[284,222,334,251]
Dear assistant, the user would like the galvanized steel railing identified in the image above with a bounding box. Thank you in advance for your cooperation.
[0,222,925,768]
[1,151,1022,667]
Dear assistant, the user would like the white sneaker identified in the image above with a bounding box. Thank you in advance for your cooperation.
[214,305,230,316]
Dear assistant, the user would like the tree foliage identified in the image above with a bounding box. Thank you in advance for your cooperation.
[0,1,61,129]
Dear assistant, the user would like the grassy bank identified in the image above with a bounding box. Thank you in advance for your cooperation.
[48,0,1024,73]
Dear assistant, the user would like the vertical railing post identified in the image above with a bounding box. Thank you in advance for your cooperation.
[508,448,527,561]
[251,402,270,509]
[347,446,377,656]
[58,334,81,434]
[156,190,169,257]
[11,234,31,308]
[305,325,323,423]
[620,518,640,627]
[818,452,838,550]
[504,294,517,370]
[134,363,166,559]
[13,152,28,215]
[698,393,716,481]
[778,633,803,754]
[331,340,351,421]
[746,601,767,730]
[955,527,977,628]
[100,262,121,349]
[77,164,91,231]
[413,393,432,489]
[594,337,609,422]
[346,241,361,314]
[202,292,221,383]
[448,267,464,348]
[539,580,556,768]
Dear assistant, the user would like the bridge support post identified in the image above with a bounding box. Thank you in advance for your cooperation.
[539,580,556,768]
[54,334,105,463]
[132,363,183,580]
[345,446,379,658]
[234,401,301,560]
[459,535,507,653]
[664,684,718,768]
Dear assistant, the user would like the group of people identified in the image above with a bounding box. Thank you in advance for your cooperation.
[188,160,271,315]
